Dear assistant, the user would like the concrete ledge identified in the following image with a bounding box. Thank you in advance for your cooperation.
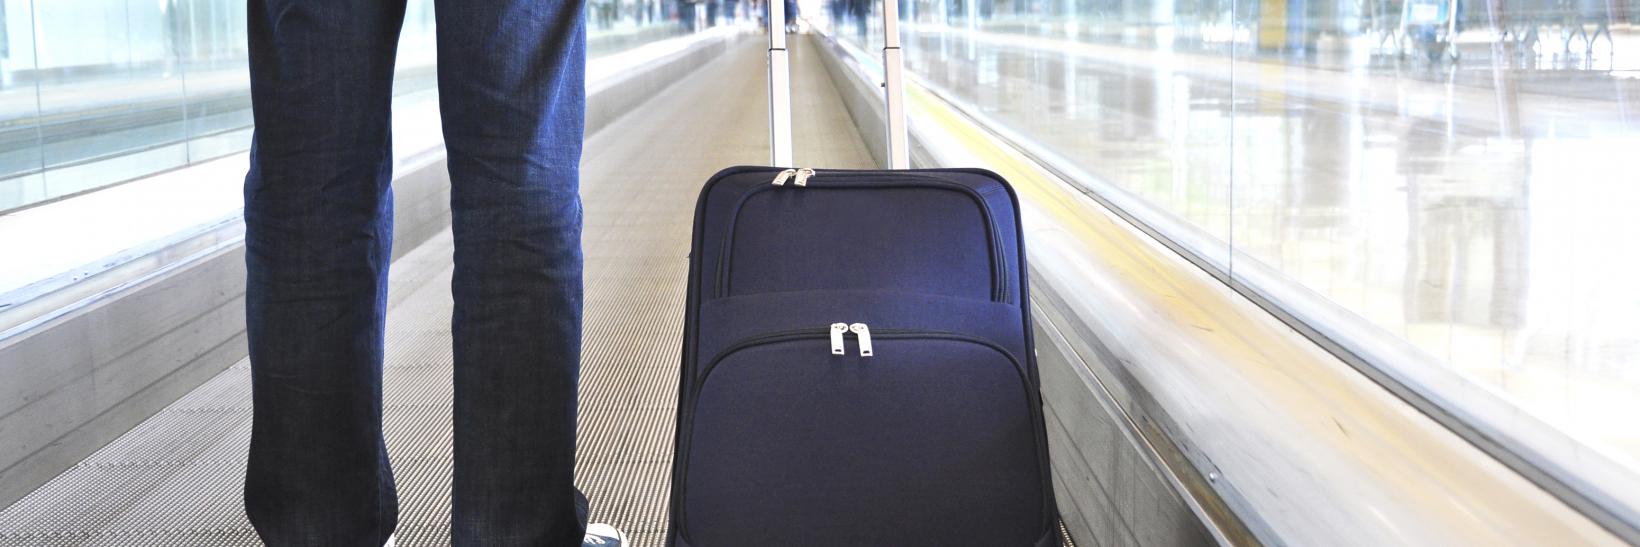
[1032,286,1228,547]
[0,242,251,507]
[0,32,734,509]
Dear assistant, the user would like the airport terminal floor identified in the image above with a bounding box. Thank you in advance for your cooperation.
[3,0,1640,545]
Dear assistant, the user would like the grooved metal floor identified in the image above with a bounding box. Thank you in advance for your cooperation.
[0,34,873,547]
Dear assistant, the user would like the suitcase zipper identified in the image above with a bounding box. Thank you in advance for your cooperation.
[769,167,816,187]
[793,167,816,186]
[770,168,798,186]
[716,323,875,360]
[719,169,1011,303]
[849,323,873,357]
[830,322,848,355]
[830,322,875,357]
[699,327,1024,386]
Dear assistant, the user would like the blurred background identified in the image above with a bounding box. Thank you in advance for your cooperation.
[805,0,1640,500]
[1,0,1638,541]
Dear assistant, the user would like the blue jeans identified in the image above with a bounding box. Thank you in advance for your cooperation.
[241,0,587,544]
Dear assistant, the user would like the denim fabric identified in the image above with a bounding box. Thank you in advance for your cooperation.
[242,0,588,544]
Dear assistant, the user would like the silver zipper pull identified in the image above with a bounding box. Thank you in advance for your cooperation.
[830,323,849,355]
[771,168,798,186]
[793,167,817,187]
[849,323,873,357]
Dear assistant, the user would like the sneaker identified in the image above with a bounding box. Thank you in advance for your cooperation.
[583,523,628,546]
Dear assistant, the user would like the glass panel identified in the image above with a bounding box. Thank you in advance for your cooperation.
[33,0,190,200]
[823,0,1239,267]
[1225,0,1640,510]
[0,0,44,210]
[0,0,710,216]
[391,0,441,156]
[180,0,252,162]
[817,0,1640,521]
[587,0,689,58]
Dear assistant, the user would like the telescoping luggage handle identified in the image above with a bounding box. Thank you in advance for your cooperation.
[766,0,909,169]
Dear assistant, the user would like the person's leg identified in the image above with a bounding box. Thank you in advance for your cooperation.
[434,0,589,544]
[242,0,407,545]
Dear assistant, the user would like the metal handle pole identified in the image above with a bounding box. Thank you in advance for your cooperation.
[769,0,794,166]
[882,0,910,169]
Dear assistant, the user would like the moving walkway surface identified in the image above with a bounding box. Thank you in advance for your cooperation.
[0,35,875,546]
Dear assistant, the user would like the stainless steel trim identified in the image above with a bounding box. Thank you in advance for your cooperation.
[767,0,793,166]
[880,0,909,169]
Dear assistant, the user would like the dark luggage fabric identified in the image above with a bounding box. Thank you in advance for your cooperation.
[667,165,1059,547]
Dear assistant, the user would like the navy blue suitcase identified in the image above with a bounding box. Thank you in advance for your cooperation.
[666,3,1057,544]
[666,165,1058,546]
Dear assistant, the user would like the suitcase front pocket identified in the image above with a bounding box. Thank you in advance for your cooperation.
[712,175,1011,303]
[676,327,1048,547]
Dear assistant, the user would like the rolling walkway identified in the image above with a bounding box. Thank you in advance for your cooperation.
[0,35,874,546]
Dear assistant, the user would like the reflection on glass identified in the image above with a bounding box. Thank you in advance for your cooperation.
[813,0,1640,520]
[587,0,690,57]
[1222,0,1640,511]
[0,0,708,214]
[0,0,43,210]
[180,0,253,162]
[34,0,189,202]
